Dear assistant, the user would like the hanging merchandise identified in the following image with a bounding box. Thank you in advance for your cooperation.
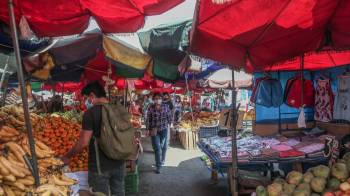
[298,107,306,128]
[251,77,283,108]
[314,77,334,122]
[284,75,315,108]
[333,75,350,121]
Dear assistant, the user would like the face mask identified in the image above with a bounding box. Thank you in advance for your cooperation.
[85,99,93,109]
[156,99,162,105]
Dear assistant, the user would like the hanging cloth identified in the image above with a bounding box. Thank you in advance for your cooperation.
[252,78,283,108]
[333,75,350,121]
[285,76,315,108]
[314,78,334,122]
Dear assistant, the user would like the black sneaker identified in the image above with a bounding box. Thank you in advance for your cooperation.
[154,169,161,174]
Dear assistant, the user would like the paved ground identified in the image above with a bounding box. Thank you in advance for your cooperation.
[128,137,228,196]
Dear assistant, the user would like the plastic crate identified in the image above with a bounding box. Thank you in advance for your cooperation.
[198,124,219,138]
[125,165,139,194]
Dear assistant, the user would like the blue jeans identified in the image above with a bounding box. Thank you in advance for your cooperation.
[151,129,168,170]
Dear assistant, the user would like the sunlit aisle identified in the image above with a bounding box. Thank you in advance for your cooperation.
[128,137,227,196]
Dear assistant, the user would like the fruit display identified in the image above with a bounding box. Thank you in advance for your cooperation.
[51,110,83,124]
[256,153,350,196]
[179,111,220,131]
[34,115,88,172]
[0,105,42,132]
[0,125,76,195]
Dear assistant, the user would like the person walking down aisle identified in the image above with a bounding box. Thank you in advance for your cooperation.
[62,82,134,196]
[147,93,172,174]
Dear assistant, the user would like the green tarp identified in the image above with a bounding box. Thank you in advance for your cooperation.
[138,20,191,82]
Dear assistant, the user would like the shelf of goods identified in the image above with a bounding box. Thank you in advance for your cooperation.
[0,105,78,195]
[178,111,220,150]
[197,130,330,184]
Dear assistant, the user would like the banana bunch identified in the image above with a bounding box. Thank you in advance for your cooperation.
[0,127,76,195]
[0,126,21,143]
[0,141,75,195]
[0,105,42,132]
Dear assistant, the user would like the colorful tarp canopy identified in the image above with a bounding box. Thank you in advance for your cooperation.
[0,0,184,37]
[190,0,350,71]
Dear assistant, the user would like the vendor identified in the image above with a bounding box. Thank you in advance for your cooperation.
[174,95,183,124]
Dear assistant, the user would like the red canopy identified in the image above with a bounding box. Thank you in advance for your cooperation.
[42,82,83,93]
[190,0,350,71]
[0,0,184,37]
[247,50,350,72]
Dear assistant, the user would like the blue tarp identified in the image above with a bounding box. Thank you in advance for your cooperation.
[0,32,51,55]
[179,62,223,81]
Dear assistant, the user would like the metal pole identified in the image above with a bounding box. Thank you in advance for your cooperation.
[0,56,10,88]
[185,74,194,122]
[300,55,304,106]
[8,0,40,186]
[124,80,128,108]
[231,69,238,196]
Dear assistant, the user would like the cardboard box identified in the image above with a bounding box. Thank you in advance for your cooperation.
[253,121,314,136]
[179,130,198,150]
[316,121,350,136]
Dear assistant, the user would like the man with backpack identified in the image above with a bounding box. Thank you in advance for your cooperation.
[62,82,137,196]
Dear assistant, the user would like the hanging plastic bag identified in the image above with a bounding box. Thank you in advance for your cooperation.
[298,107,306,128]
[19,16,36,39]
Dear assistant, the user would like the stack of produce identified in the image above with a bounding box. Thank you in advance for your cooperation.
[51,110,83,124]
[179,111,220,131]
[34,115,88,172]
[0,105,42,132]
[256,152,350,196]
[0,125,76,195]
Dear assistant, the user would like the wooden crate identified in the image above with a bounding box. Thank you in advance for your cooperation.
[179,130,198,150]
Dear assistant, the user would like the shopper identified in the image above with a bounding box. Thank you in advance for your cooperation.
[163,92,174,111]
[174,95,183,124]
[147,93,172,174]
[62,82,126,196]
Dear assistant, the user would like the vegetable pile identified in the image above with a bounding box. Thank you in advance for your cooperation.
[179,111,220,131]
[35,115,88,172]
[0,123,76,196]
[256,153,350,196]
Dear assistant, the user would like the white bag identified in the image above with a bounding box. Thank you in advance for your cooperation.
[298,107,306,128]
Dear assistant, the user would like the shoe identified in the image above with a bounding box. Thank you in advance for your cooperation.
[154,169,161,174]
[161,161,165,166]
